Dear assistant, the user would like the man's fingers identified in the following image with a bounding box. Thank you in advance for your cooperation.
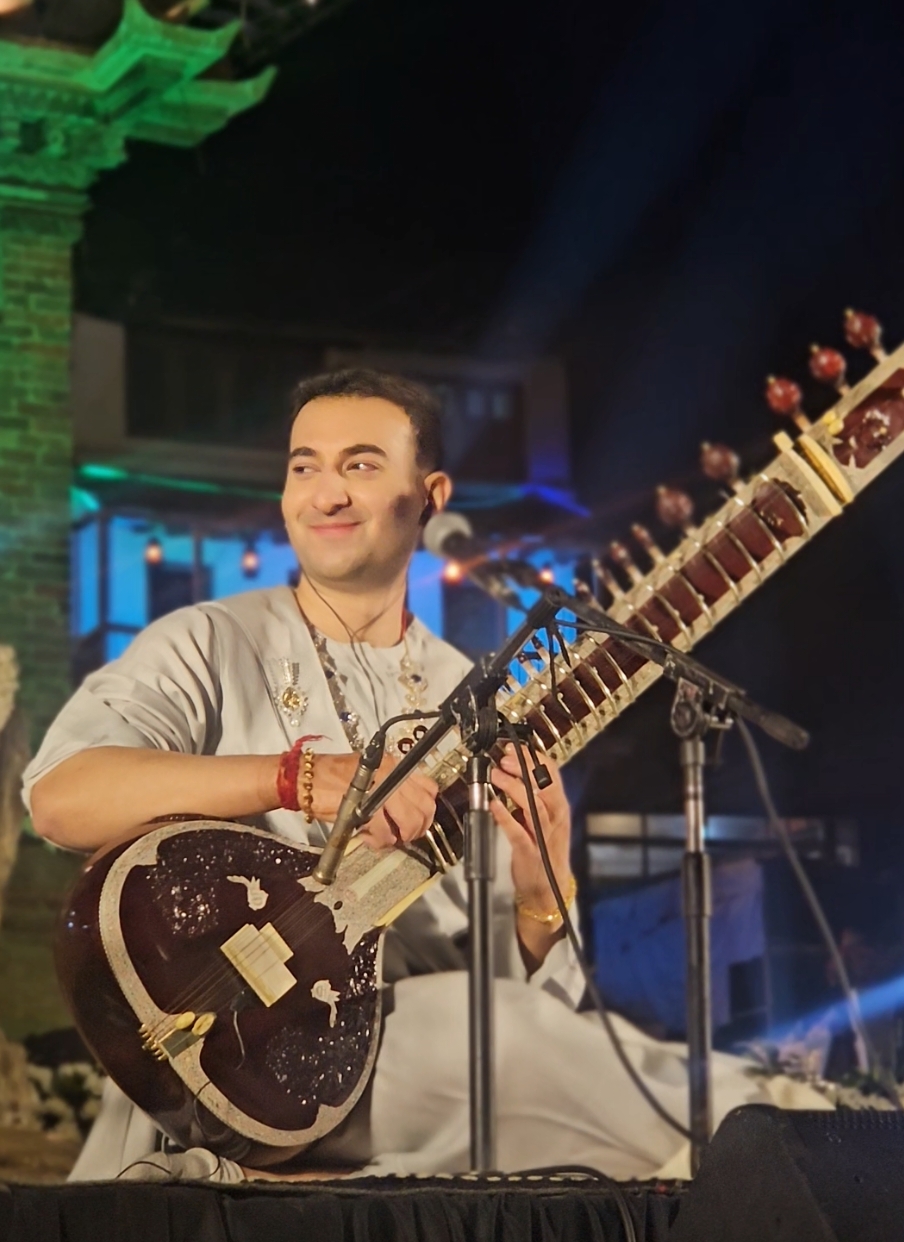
[358,810,400,850]
[489,768,551,843]
[498,743,563,798]
[489,796,535,854]
[358,770,438,849]
[490,767,544,816]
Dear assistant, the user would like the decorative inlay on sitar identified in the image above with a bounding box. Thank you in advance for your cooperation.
[56,311,904,1166]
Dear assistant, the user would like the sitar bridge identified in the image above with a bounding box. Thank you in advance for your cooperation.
[139,1011,216,1061]
[220,921,296,1007]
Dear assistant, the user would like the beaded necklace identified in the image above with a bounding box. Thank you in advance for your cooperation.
[295,600,427,751]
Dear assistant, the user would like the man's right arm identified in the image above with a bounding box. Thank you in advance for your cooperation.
[31,747,439,854]
[30,747,286,852]
[26,606,438,854]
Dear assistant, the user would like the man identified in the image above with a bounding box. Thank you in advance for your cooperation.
[24,370,812,1181]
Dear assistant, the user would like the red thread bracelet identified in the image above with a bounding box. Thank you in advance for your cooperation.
[276,735,322,812]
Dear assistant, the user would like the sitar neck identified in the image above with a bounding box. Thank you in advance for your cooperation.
[352,325,904,916]
[424,338,904,810]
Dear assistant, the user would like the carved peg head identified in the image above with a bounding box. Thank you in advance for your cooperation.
[655,485,694,530]
[700,441,740,484]
[809,345,848,390]
[844,309,885,358]
[765,375,811,432]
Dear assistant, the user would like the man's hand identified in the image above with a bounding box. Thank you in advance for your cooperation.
[311,753,438,851]
[489,742,574,969]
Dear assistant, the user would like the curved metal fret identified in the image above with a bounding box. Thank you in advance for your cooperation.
[577,655,622,712]
[733,493,789,559]
[700,546,742,603]
[718,522,764,583]
[564,669,607,729]
[645,588,693,645]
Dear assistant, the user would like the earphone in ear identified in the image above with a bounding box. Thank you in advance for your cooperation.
[419,495,436,526]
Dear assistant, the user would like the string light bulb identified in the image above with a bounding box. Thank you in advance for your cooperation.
[241,541,260,579]
[442,561,464,584]
[144,536,163,566]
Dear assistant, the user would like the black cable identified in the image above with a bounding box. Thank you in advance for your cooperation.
[512,1164,639,1242]
[735,718,902,1108]
[374,709,442,738]
[501,719,691,1142]
[302,576,400,729]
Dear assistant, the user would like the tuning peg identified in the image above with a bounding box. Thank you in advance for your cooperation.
[808,345,849,393]
[844,309,886,360]
[591,556,625,600]
[609,540,644,584]
[630,523,665,565]
[765,376,812,432]
[700,442,740,486]
[655,486,695,530]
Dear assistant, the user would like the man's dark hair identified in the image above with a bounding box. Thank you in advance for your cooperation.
[290,368,444,472]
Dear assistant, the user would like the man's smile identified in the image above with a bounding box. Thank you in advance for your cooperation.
[307,521,363,537]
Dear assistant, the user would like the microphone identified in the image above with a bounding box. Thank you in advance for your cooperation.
[313,733,386,886]
[422,510,486,561]
[422,512,526,609]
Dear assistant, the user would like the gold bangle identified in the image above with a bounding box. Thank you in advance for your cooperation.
[301,749,316,824]
[514,875,577,925]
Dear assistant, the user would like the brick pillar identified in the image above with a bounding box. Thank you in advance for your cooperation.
[0,2,274,750]
[0,191,83,746]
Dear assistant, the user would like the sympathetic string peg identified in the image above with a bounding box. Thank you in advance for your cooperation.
[700,442,740,486]
[765,376,812,432]
[573,577,605,613]
[844,309,886,361]
[808,345,849,393]
[591,556,624,600]
[655,486,694,530]
[609,540,644,584]
[630,523,664,564]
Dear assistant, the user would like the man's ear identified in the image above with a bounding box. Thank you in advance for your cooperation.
[420,471,453,524]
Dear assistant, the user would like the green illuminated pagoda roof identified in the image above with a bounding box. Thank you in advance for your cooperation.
[0,0,275,192]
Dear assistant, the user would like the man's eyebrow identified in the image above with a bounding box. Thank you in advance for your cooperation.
[288,443,388,461]
[342,443,388,459]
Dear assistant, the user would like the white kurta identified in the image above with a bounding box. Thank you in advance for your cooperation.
[23,586,829,1181]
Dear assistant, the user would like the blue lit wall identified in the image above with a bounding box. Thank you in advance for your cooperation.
[71,512,448,658]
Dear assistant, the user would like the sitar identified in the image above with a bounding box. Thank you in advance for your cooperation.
[55,311,904,1167]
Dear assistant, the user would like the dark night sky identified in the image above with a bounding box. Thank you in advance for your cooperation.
[75,0,904,831]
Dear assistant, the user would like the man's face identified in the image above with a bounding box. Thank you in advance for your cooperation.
[282,395,440,589]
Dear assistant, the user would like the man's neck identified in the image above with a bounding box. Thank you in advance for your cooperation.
[294,575,409,647]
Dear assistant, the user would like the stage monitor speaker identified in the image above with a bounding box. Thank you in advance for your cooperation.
[670,1104,904,1242]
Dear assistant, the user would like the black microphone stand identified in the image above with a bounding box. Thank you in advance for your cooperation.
[312,595,565,1170]
[316,585,808,1175]
[669,679,734,1175]
[458,698,503,1171]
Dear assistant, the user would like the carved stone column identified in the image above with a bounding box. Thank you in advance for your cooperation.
[0,646,26,931]
[0,0,274,744]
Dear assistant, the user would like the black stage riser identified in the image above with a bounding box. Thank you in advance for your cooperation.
[0,1175,678,1242]
[672,1104,904,1242]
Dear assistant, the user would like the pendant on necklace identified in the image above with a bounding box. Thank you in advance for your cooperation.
[270,659,309,729]
[398,650,427,712]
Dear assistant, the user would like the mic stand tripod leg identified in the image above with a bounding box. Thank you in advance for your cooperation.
[680,735,713,1177]
[465,752,496,1172]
